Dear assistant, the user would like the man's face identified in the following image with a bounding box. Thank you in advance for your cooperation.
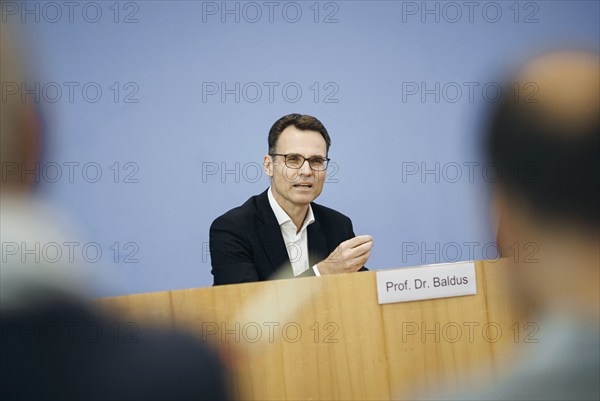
[264,125,328,210]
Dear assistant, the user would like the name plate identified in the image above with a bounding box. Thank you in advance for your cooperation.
[376,262,477,304]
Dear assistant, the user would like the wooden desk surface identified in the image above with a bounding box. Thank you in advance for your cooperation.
[95,260,527,400]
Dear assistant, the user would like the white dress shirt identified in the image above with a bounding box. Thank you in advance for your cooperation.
[267,187,321,277]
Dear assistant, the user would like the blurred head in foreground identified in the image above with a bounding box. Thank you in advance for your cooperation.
[1,21,228,401]
[489,50,599,319]
[480,50,599,400]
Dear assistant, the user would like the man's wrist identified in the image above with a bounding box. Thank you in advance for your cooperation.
[316,261,333,275]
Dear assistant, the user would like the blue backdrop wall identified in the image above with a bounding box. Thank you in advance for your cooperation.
[10,0,599,296]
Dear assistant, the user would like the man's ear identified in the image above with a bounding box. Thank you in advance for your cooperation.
[263,154,273,177]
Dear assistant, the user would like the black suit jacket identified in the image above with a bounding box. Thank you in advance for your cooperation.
[209,189,367,285]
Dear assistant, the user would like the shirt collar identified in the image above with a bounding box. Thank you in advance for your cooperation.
[267,186,315,231]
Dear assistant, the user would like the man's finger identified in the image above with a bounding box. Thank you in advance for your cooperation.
[343,235,373,249]
[350,251,371,271]
[347,241,373,259]
[354,250,371,265]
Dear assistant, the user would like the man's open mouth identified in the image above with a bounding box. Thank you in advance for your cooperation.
[293,184,313,188]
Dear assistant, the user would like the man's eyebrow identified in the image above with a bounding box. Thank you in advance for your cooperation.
[283,153,326,158]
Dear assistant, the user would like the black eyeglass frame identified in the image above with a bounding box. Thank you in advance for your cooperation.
[269,153,331,171]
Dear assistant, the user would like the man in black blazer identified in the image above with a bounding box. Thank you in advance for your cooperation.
[210,114,373,285]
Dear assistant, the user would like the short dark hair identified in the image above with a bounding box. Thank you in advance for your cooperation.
[486,81,599,227]
[268,114,331,155]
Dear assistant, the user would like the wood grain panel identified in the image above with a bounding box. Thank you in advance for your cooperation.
[94,260,523,400]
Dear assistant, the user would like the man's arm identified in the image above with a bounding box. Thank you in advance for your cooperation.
[209,216,260,285]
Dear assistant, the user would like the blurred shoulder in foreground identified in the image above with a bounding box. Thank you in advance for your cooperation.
[0,20,229,401]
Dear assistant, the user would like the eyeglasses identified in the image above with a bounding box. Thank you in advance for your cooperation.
[270,153,330,171]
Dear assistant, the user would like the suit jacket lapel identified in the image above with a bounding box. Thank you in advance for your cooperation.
[256,190,292,276]
[256,189,328,277]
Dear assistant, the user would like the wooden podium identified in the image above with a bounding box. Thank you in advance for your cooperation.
[95,260,527,400]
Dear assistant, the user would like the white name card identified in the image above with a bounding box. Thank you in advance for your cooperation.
[376,262,477,304]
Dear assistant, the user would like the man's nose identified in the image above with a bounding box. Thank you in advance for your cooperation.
[299,159,313,176]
